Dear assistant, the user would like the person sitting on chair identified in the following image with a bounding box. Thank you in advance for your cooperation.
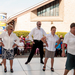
[18,40,24,55]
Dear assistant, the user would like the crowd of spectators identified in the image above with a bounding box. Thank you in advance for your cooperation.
[0,35,67,57]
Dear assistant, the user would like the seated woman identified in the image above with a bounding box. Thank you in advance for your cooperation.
[25,36,32,52]
[20,35,25,43]
[25,36,31,46]
[18,40,24,55]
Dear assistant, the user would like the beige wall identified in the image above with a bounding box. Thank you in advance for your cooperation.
[15,12,37,31]
[14,0,75,33]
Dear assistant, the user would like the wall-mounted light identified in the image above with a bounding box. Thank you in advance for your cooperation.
[51,21,53,24]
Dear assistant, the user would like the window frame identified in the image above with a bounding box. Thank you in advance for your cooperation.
[37,0,59,17]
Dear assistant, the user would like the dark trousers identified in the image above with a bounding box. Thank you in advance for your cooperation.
[56,49,62,56]
[14,47,17,55]
[27,40,44,62]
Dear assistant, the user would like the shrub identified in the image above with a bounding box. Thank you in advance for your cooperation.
[13,31,30,37]
[13,31,67,38]
[55,32,67,37]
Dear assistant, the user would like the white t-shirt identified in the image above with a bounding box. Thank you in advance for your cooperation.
[63,32,75,55]
[18,42,24,51]
[46,33,59,51]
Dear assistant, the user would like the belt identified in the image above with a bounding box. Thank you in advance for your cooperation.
[34,40,41,42]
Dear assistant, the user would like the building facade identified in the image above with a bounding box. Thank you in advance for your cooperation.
[7,0,75,33]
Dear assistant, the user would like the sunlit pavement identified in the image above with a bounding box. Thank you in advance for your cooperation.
[0,57,73,75]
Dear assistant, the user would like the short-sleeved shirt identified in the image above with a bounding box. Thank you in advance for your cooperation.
[63,32,75,55]
[46,33,59,51]
[18,42,24,50]
[56,43,61,49]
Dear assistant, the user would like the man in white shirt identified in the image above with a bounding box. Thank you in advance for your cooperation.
[62,23,75,75]
[25,21,46,64]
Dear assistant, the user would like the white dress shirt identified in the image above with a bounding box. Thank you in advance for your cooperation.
[28,27,46,41]
[63,32,75,55]
[46,33,59,51]
[0,31,20,50]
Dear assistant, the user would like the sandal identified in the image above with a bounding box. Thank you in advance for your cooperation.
[51,67,54,72]
[43,66,46,71]
[4,68,7,73]
[10,69,13,73]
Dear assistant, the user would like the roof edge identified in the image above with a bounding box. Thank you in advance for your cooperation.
[7,0,55,23]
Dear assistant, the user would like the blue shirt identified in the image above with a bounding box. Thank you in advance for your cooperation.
[56,43,61,49]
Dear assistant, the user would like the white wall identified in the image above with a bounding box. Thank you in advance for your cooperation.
[14,0,75,33]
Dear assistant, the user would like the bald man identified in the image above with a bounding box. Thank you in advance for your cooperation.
[25,21,46,64]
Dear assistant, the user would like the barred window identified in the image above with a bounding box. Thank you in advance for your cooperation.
[37,0,59,16]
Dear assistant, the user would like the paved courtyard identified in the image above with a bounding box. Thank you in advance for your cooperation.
[0,57,74,75]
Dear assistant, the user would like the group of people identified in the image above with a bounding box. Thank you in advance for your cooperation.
[0,21,75,75]
[25,21,75,75]
[0,34,65,57]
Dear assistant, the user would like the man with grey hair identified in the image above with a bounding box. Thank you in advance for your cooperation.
[25,21,46,64]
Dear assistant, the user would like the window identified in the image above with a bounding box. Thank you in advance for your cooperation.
[46,4,50,16]
[40,7,43,16]
[37,9,41,16]
[56,0,59,16]
[42,6,46,16]
[50,3,54,16]
[53,1,56,16]
[37,0,59,16]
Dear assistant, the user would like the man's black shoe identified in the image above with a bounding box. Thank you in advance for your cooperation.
[40,61,44,64]
[25,62,29,64]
